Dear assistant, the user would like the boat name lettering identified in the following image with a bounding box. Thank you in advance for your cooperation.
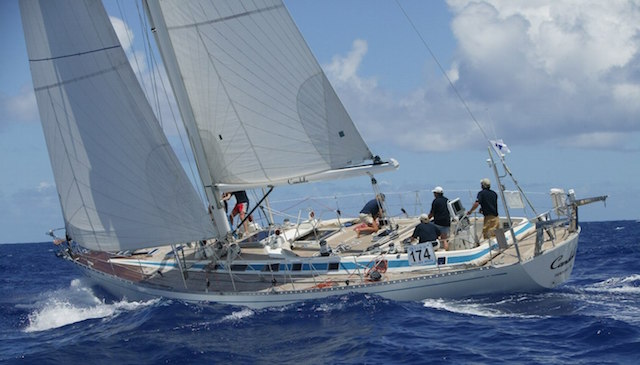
[550,250,575,270]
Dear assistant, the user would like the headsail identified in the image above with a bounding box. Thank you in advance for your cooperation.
[20,0,216,251]
[146,0,380,190]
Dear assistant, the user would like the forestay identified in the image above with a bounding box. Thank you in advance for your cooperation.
[20,0,215,252]
[146,0,374,189]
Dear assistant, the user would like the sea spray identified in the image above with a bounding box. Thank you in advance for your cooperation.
[24,279,157,333]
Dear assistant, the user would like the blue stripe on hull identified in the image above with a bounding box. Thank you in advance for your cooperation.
[119,221,533,275]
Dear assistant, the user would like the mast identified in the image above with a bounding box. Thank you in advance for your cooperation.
[144,0,230,237]
[488,147,521,261]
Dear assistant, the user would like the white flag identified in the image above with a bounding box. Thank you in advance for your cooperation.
[490,139,511,156]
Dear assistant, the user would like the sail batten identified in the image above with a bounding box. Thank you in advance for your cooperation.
[20,0,216,251]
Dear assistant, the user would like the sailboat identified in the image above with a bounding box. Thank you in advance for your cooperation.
[21,0,606,308]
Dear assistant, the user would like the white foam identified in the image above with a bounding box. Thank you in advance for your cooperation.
[620,274,640,284]
[422,298,544,319]
[564,275,640,324]
[422,298,502,317]
[564,293,640,325]
[584,275,640,295]
[23,279,157,333]
[219,308,255,322]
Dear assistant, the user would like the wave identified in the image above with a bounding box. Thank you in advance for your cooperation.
[555,276,640,325]
[583,275,640,295]
[218,308,256,323]
[421,297,547,319]
[215,293,389,323]
[23,279,157,333]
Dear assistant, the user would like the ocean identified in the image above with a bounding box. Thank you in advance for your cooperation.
[1,220,638,364]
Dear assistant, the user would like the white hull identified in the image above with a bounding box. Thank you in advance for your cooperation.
[23,0,604,311]
[72,230,579,309]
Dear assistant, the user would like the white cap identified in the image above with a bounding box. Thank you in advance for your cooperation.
[419,213,430,223]
[432,186,443,193]
[481,178,491,187]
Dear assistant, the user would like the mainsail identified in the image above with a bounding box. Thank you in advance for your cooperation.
[20,0,215,251]
[145,0,376,190]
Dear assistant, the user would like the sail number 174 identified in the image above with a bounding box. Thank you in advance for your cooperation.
[406,242,437,266]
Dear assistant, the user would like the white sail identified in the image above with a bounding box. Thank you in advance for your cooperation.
[20,0,216,252]
[146,0,375,189]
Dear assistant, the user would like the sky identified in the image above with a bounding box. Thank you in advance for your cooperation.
[1,0,638,243]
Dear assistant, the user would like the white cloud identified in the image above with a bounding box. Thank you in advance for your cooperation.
[0,182,61,243]
[109,16,134,53]
[446,0,640,147]
[447,62,460,83]
[325,1,640,152]
[326,39,377,92]
[566,131,634,149]
[613,83,640,111]
[325,40,486,152]
[1,85,38,123]
[37,181,53,192]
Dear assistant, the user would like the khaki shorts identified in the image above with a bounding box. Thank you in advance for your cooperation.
[359,213,374,225]
[482,215,500,238]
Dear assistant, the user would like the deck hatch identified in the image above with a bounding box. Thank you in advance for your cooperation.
[295,229,338,242]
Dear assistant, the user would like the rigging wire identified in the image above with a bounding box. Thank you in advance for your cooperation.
[115,2,141,84]
[134,0,162,124]
[128,1,208,204]
[394,0,491,143]
[395,1,545,220]
[116,1,162,122]
[485,107,499,141]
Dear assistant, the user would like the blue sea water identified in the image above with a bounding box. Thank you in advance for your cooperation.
[1,221,639,364]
